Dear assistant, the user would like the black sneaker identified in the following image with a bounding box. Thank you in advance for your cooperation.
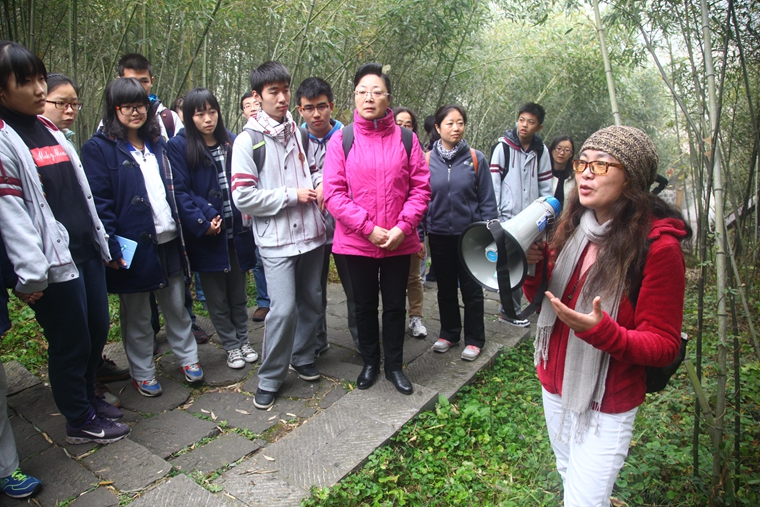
[289,363,320,381]
[253,388,276,410]
[89,393,123,420]
[66,412,130,445]
[95,356,130,383]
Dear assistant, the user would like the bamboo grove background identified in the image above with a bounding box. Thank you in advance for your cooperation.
[2,0,759,503]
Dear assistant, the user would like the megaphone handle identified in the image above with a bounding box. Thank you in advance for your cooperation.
[527,231,547,278]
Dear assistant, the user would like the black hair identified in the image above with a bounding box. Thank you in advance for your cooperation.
[45,72,79,96]
[101,78,161,141]
[295,77,334,106]
[171,95,184,115]
[0,40,47,91]
[423,114,435,135]
[117,53,152,78]
[391,107,419,135]
[353,62,392,96]
[434,105,467,128]
[240,91,253,111]
[548,135,575,168]
[182,87,230,171]
[249,61,291,96]
[517,102,545,125]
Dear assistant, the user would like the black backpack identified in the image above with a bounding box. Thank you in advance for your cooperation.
[245,126,310,171]
[341,123,413,161]
[159,109,176,139]
[628,248,688,393]
[490,138,545,181]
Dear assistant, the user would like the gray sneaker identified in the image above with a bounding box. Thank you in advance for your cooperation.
[227,349,245,369]
[241,343,259,363]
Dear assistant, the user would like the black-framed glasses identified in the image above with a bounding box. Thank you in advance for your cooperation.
[572,159,625,176]
[300,102,331,114]
[353,90,389,99]
[117,104,148,115]
[46,100,83,111]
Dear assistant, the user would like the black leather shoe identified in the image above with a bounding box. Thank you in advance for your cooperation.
[385,370,413,395]
[357,364,380,390]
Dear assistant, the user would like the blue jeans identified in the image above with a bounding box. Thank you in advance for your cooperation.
[253,247,270,308]
[32,256,110,426]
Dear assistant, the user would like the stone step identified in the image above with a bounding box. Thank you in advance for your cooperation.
[215,380,439,506]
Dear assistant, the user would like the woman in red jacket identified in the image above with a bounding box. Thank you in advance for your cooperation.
[523,126,691,506]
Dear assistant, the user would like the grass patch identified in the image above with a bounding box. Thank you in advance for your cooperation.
[303,267,760,506]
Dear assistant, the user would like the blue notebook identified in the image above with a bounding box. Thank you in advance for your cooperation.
[114,235,137,269]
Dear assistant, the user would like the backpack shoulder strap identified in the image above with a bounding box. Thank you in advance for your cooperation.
[400,127,413,160]
[424,151,430,166]
[298,126,310,156]
[500,140,510,181]
[470,147,479,192]
[342,124,354,160]
[246,130,266,172]
[159,110,176,139]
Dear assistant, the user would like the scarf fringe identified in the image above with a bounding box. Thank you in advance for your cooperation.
[534,325,552,368]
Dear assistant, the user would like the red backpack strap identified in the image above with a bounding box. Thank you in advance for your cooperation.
[470,148,478,175]
[424,151,430,166]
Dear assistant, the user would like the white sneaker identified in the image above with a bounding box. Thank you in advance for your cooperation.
[432,338,454,353]
[241,343,259,363]
[461,345,481,361]
[408,316,427,338]
[226,348,245,369]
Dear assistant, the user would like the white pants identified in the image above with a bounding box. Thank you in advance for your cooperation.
[542,387,637,507]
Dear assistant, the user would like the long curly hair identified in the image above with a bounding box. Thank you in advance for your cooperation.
[551,171,692,298]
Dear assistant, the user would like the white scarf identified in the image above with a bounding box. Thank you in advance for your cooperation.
[251,109,295,147]
[535,210,623,441]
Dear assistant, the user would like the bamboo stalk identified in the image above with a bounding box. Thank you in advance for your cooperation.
[592,0,620,126]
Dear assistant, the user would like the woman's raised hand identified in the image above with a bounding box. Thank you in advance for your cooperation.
[545,291,603,333]
[526,240,546,265]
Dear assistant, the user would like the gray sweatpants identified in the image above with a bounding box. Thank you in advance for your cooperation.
[258,245,324,392]
[314,245,360,353]
[198,245,250,352]
[120,273,199,381]
[0,363,19,477]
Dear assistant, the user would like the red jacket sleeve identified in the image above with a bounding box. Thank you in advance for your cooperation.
[576,234,684,367]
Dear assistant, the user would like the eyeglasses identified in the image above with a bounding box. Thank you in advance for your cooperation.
[300,103,331,114]
[553,147,573,155]
[117,104,148,115]
[46,100,83,111]
[242,102,259,111]
[354,90,390,99]
[572,159,625,176]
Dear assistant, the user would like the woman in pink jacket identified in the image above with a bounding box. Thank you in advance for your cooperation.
[323,63,431,395]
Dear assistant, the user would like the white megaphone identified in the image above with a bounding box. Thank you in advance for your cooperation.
[459,196,561,292]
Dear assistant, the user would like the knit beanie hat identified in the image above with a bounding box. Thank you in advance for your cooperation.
[580,125,659,191]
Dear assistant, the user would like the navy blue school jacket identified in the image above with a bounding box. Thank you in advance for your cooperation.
[81,131,189,294]
[167,129,256,273]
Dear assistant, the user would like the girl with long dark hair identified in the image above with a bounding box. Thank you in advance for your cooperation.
[548,135,575,207]
[0,41,128,451]
[81,78,203,397]
[523,126,691,505]
[169,87,258,370]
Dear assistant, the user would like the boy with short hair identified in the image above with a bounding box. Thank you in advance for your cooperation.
[295,77,361,358]
[232,62,326,410]
[240,92,260,121]
[490,102,553,326]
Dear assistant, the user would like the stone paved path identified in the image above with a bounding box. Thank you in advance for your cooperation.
[1,282,530,506]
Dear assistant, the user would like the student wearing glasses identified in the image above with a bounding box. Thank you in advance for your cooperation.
[548,135,576,207]
[81,78,204,398]
[522,126,690,506]
[42,73,83,148]
[323,63,430,395]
